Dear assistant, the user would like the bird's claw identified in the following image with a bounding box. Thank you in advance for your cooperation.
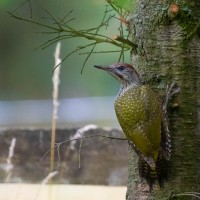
[163,82,180,111]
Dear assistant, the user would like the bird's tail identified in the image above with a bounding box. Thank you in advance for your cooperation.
[138,152,169,190]
[138,156,157,190]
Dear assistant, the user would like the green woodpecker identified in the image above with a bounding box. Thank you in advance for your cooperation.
[94,63,171,189]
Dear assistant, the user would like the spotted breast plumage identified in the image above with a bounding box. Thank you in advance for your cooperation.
[94,62,171,189]
[115,85,162,165]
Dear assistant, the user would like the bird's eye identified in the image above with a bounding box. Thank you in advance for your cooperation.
[117,66,125,71]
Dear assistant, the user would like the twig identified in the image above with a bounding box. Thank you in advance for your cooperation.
[53,42,102,72]
[39,36,73,50]
[80,6,115,73]
[41,171,58,184]
[70,125,98,150]
[41,133,127,161]
[78,138,84,168]
[6,138,16,168]
[10,0,32,17]
[112,35,137,49]
[5,138,17,182]
[58,9,74,24]
[79,49,129,55]
[8,12,59,31]
[9,5,134,73]
[50,42,61,173]
[56,143,61,169]
[9,12,132,52]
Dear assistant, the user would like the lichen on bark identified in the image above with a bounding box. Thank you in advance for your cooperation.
[127,0,200,199]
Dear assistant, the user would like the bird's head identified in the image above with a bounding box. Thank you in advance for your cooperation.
[94,63,141,88]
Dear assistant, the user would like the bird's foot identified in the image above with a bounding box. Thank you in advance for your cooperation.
[163,82,180,111]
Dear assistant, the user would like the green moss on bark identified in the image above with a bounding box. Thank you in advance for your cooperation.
[127,0,200,199]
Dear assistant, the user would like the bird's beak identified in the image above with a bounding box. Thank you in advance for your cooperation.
[94,65,121,81]
[94,65,112,72]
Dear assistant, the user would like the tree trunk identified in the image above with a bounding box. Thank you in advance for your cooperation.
[127,0,200,199]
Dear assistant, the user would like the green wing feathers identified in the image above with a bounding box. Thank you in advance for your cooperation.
[115,85,170,188]
[115,85,162,161]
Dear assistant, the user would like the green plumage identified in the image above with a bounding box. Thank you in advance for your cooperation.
[94,63,171,189]
[115,85,162,164]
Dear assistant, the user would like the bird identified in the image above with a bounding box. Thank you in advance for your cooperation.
[94,62,171,189]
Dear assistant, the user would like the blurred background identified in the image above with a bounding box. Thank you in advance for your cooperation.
[0,1,130,192]
[0,0,130,128]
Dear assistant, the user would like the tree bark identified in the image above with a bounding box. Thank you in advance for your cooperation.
[127,0,200,199]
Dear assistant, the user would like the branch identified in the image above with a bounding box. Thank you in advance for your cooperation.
[8,12,59,31]
[41,133,127,161]
[112,35,137,50]
[9,12,132,50]
[79,49,129,55]
[9,4,135,73]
